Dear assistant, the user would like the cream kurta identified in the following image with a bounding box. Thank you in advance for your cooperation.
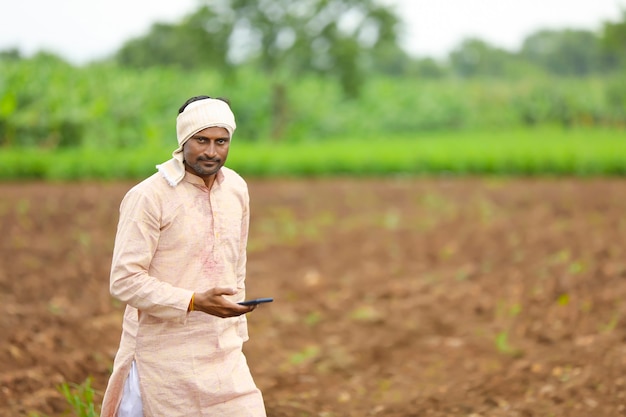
[101,168,266,417]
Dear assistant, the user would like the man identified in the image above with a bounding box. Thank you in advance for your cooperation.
[100,96,267,416]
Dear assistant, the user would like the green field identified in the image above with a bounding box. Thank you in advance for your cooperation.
[1,127,623,180]
[1,56,625,181]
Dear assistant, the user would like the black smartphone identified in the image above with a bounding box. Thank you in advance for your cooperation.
[238,297,274,306]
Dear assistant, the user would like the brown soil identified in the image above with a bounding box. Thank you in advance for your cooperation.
[1,178,626,417]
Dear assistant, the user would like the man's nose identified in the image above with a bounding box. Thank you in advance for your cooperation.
[204,142,217,157]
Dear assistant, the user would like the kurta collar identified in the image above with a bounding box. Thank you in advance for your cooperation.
[182,169,226,189]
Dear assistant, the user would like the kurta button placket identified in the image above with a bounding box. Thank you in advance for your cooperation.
[214,201,220,240]
[209,188,221,258]
[198,185,214,263]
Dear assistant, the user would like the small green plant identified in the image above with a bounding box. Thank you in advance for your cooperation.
[601,313,620,333]
[556,293,570,306]
[289,345,320,365]
[495,331,522,357]
[304,311,322,326]
[349,305,381,322]
[495,331,513,353]
[58,377,99,417]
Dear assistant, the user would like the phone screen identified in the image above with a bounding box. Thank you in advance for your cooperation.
[238,297,274,306]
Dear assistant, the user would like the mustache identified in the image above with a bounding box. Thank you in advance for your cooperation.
[197,156,220,162]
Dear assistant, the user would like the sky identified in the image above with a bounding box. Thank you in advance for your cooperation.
[1,0,624,64]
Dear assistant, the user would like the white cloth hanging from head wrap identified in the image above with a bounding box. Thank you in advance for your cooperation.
[156,98,237,186]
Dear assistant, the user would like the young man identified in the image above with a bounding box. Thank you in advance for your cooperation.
[100,96,267,416]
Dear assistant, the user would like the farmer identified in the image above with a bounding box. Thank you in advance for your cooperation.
[100,96,267,416]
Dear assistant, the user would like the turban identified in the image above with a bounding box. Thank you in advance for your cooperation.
[157,98,237,186]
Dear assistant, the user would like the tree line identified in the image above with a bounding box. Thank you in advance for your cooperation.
[2,0,625,84]
[1,0,624,147]
[113,2,626,82]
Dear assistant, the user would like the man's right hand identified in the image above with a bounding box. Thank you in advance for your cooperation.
[192,287,255,317]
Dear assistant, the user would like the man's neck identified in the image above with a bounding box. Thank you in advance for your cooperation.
[203,175,216,190]
[183,164,220,190]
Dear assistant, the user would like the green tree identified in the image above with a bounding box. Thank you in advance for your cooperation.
[520,29,603,76]
[115,8,232,72]
[600,10,626,71]
[114,0,402,139]
[0,48,21,62]
[207,0,401,137]
[448,38,521,78]
[410,57,448,79]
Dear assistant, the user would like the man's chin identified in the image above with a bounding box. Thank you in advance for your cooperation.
[191,165,220,177]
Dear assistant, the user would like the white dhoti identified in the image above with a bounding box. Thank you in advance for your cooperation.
[118,360,143,417]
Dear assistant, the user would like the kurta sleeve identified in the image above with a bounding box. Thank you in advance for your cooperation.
[236,186,250,294]
[110,187,193,323]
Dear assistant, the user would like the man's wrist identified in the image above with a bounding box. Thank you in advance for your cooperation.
[188,293,195,312]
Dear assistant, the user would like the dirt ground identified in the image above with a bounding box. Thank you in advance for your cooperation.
[1,177,626,417]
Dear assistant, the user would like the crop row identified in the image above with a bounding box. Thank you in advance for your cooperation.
[1,128,623,180]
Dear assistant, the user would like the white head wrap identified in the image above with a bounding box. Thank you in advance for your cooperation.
[156,98,237,186]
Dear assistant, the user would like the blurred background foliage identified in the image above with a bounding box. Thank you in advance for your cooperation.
[0,0,624,166]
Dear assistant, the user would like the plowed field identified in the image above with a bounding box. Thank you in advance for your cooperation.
[2,178,626,416]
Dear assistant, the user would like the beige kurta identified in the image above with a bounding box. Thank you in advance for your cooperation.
[101,168,266,417]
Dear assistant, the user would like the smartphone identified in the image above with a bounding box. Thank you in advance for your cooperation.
[238,297,274,306]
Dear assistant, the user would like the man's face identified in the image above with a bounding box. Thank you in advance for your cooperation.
[183,126,230,179]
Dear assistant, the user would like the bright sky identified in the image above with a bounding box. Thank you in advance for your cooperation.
[1,0,624,64]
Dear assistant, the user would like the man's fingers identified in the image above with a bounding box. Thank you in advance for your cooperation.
[209,287,237,296]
